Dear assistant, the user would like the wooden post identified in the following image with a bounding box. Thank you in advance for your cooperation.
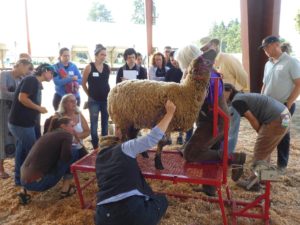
[145,0,153,59]
[240,0,281,93]
[25,0,31,55]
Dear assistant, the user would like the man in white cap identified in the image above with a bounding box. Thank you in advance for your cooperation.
[199,36,249,155]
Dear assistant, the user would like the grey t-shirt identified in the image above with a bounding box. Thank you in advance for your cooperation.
[232,93,286,124]
[263,52,300,103]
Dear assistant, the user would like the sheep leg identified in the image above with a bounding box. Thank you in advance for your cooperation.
[154,134,170,170]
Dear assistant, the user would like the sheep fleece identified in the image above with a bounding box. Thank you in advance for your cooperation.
[108,79,207,132]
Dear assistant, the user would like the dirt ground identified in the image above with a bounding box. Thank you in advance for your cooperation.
[0,102,299,225]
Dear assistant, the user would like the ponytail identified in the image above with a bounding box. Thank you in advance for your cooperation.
[48,116,71,132]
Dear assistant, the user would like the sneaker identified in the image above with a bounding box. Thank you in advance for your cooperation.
[277,166,287,175]
[230,153,246,182]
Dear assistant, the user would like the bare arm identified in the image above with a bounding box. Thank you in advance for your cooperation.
[286,78,300,109]
[75,113,90,139]
[19,92,47,114]
[244,110,260,132]
[81,64,91,97]
[156,100,176,132]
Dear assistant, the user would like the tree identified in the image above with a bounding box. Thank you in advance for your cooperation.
[204,19,241,53]
[295,9,300,33]
[88,1,114,23]
[131,0,157,25]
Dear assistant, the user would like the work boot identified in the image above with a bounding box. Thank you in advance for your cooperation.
[237,176,261,192]
[230,152,246,182]
[193,185,216,197]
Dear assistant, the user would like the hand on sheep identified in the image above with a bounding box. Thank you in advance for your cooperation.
[156,100,176,133]
[165,100,176,116]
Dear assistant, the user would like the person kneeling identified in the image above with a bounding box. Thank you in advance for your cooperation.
[21,117,79,199]
[95,100,176,225]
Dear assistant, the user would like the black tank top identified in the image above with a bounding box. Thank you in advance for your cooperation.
[87,63,110,101]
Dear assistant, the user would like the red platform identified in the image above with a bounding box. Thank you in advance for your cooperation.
[71,78,272,225]
[71,148,229,223]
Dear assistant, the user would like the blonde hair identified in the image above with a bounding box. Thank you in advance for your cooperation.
[57,94,80,114]
[175,45,201,71]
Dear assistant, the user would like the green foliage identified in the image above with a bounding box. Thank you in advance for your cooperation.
[88,1,114,23]
[208,19,241,53]
[131,0,157,25]
[132,0,145,24]
[295,9,300,33]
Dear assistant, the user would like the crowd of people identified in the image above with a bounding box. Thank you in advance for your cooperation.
[0,35,300,225]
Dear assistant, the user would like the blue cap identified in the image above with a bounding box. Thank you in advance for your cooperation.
[259,35,280,49]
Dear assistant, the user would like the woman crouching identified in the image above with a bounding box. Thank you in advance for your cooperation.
[21,117,78,198]
[95,100,176,225]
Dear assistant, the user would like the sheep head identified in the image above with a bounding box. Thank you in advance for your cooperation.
[186,55,212,87]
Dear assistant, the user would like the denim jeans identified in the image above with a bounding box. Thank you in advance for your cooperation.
[178,128,193,144]
[228,106,241,154]
[8,123,36,186]
[95,194,168,225]
[21,148,79,192]
[22,161,70,191]
[88,98,109,149]
[185,128,193,143]
[277,103,296,168]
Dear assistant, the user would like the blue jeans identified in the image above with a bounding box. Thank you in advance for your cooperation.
[185,128,193,143]
[88,98,109,149]
[178,128,193,144]
[277,103,296,168]
[21,148,79,192]
[95,195,168,225]
[22,161,70,191]
[228,106,241,154]
[8,123,36,186]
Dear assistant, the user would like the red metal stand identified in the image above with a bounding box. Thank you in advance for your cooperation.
[231,181,271,225]
[70,77,272,225]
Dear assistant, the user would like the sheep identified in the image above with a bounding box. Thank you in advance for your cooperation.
[108,55,212,169]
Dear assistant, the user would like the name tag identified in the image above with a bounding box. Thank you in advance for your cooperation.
[93,72,99,77]
[68,71,75,76]
[276,65,284,71]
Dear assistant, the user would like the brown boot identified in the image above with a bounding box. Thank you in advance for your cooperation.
[230,152,246,182]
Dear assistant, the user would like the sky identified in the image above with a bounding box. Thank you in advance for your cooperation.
[0,0,300,59]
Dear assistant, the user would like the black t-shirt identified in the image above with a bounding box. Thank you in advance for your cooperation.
[116,64,147,84]
[166,60,173,69]
[9,76,41,127]
[165,67,183,83]
[87,62,110,101]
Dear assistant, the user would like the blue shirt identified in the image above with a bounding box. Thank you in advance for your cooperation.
[98,126,164,205]
[263,53,300,103]
[53,62,82,97]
